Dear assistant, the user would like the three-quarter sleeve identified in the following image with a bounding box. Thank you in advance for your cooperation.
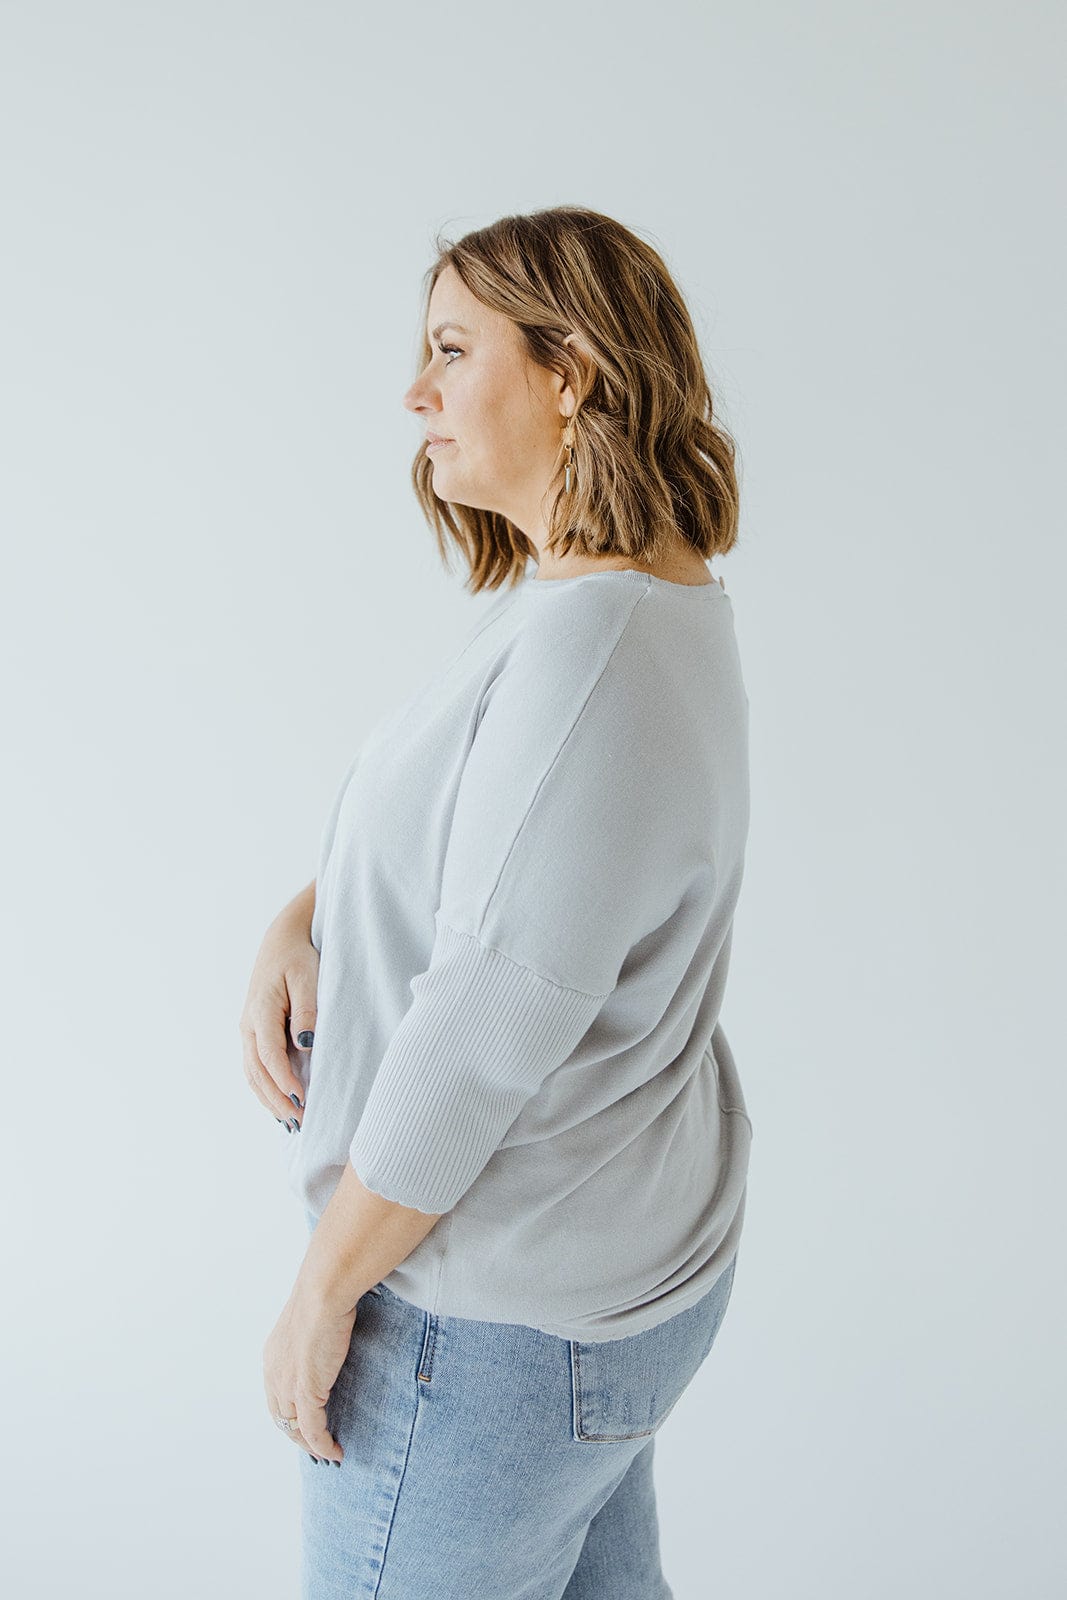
[347,592,714,1212]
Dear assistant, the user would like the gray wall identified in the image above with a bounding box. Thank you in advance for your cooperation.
[1,1,1061,1595]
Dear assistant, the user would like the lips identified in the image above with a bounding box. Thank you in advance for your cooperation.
[425,434,455,451]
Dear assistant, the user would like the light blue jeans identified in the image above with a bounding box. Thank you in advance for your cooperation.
[300,1208,737,1599]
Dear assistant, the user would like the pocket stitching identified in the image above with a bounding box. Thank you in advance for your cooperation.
[569,1259,737,1444]
[570,1340,656,1443]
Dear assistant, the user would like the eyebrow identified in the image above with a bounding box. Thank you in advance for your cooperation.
[430,321,471,340]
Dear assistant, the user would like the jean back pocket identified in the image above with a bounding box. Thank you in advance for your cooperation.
[569,1255,736,1443]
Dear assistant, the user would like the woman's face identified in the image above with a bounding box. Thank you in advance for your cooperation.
[402,265,576,540]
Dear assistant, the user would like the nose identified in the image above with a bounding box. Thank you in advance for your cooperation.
[402,368,440,415]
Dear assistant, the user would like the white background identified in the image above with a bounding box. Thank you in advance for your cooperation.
[2,2,1063,1595]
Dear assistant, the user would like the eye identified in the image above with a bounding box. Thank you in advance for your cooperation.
[437,342,463,364]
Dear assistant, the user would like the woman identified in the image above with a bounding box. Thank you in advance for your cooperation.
[240,205,752,1599]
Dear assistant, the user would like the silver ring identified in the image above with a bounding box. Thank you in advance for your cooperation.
[274,1412,300,1433]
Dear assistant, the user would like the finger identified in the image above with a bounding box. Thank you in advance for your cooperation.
[265,1384,309,1451]
[287,994,318,1055]
[262,1004,313,1120]
[268,1407,325,1462]
[297,1393,343,1464]
[256,1010,306,1105]
[240,1022,304,1127]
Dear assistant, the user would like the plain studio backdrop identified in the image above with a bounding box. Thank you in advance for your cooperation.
[1,2,1063,1596]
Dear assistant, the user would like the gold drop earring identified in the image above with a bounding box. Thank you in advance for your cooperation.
[562,419,576,493]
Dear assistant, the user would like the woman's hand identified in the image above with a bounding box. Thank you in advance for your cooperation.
[239,889,319,1130]
[262,1284,355,1464]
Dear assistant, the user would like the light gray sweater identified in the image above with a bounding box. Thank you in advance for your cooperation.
[282,568,753,1340]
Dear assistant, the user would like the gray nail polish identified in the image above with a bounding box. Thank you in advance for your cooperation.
[289,1092,304,1109]
[297,1030,314,1047]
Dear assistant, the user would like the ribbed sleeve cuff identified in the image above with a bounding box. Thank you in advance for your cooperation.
[348,917,607,1213]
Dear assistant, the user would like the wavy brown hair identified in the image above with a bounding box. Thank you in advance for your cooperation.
[410,205,741,595]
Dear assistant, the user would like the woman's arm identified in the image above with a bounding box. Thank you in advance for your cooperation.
[297,1160,445,1311]
[273,878,316,942]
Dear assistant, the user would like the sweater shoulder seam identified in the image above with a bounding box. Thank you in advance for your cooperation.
[474,585,650,941]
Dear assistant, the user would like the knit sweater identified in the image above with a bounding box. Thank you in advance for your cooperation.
[281,567,753,1341]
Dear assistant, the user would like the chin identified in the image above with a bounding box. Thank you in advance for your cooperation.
[447,495,492,513]
[437,480,493,515]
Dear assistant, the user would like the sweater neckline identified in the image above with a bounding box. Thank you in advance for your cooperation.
[523,568,725,597]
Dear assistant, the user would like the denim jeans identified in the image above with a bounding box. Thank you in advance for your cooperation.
[299,1208,737,1599]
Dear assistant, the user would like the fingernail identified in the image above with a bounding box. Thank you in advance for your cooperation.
[297,1030,314,1047]
[289,1092,304,1109]
[287,1118,300,1133]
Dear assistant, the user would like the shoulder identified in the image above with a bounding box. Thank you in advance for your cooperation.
[486,576,709,761]
[489,576,657,716]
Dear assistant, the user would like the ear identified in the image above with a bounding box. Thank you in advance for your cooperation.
[559,332,594,420]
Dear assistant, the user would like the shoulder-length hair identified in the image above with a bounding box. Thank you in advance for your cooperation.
[410,205,741,595]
